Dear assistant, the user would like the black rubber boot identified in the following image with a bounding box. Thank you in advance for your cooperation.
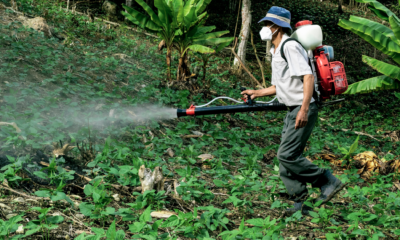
[315,170,345,202]
[285,202,312,216]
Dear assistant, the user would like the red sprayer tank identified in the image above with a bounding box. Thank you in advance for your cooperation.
[292,20,348,100]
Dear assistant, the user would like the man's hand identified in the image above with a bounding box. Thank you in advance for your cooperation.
[241,90,257,100]
[295,109,308,129]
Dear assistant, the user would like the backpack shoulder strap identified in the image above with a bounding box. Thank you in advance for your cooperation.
[280,38,321,105]
[280,38,305,63]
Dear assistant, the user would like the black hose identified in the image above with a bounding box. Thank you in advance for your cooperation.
[177,102,288,118]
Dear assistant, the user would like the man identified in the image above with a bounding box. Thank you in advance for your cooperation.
[242,6,345,215]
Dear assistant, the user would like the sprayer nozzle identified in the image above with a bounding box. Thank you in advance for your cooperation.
[177,109,186,118]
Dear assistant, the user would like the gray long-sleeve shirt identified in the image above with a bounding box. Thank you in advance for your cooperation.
[270,34,314,106]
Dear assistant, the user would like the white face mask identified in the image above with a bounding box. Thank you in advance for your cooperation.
[260,24,278,41]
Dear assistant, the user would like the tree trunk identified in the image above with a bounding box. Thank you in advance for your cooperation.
[177,52,191,81]
[266,40,272,62]
[233,0,251,74]
[125,0,132,7]
[125,0,133,22]
[167,47,172,81]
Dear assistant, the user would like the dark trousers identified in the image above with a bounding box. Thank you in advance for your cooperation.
[278,102,324,202]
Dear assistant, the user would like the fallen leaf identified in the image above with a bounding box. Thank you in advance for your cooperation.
[353,151,380,179]
[0,122,21,133]
[389,131,399,142]
[192,131,204,136]
[198,154,214,162]
[166,148,174,157]
[109,109,115,117]
[151,211,177,219]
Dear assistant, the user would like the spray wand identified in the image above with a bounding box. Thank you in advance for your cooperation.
[176,87,345,118]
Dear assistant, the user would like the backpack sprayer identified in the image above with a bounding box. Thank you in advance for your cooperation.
[177,20,348,118]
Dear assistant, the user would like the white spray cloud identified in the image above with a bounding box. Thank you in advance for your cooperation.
[66,104,177,129]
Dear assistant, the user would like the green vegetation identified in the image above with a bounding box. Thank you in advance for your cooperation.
[339,0,400,95]
[122,0,233,81]
[0,0,399,239]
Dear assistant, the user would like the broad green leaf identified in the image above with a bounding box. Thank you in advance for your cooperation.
[105,207,116,215]
[51,192,74,206]
[348,135,360,155]
[116,230,126,240]
[194,36,233,47]
[194,30,230,41]
[196,0,212,14]
[363,214,378,222]
[355,0,400,21]
[170,0,183,23]
[197,11,208,22]
[238,218,245,233]
[213,179,225,187]
[135,0,163,27]
[270,200,281,209]
[394,92,400,99]
[179,0,191,22]
[93,192,101,202]
[34,190,50,198]
[155,0,173,30]
[46,216,64,224]
[348,16,395,39]
[23,226,41,237]
[215,37,234,53]
[74,233,93,240]
[29,207,43,212]
[246,218,264,227]
[187,45,215,54]
[352,228,368,236]
[308,211,319,218]
[318,208,328,219]
[122,5,162,32]
[129,222,146,233]
[106,220,116,239]
[344,75,400,94]
[222,196,241,206]
[190,26,216,38]
[140,206,152,223]
[161,215,179,228]
[91,227,105,236]
[362,55,400,79]
[183,5,197,28]
[79,202,95,216]
[42,224,59,230]
[338,19,400,64]
[33,171,48,179]
[175,168,187,177]
[152,219,163,231]
[84,184,94,196]
[389,15,400,43]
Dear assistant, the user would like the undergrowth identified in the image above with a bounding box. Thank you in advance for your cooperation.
[0,0,399,239]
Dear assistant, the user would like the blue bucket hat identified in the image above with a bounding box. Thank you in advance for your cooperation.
[258,6,292,33]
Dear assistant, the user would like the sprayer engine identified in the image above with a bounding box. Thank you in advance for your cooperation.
[313,45,348,100]
[292,20,348,101]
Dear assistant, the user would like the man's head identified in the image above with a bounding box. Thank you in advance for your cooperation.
[262,20,291,40]
[258,6,292,38]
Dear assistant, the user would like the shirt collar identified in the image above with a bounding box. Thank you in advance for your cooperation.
[270,33,290,55]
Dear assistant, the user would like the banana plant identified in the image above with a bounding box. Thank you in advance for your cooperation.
[198,37,234,86]
[338,0,400,94]
[174,22,232,81]
[121,0,212,81]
